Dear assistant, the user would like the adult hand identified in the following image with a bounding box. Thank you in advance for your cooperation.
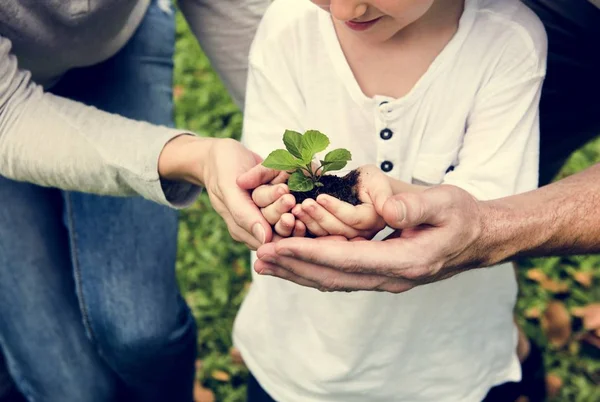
[159,135,273,250]
[254,184,491,292]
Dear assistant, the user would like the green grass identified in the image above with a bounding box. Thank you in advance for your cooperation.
[173,12,600,402]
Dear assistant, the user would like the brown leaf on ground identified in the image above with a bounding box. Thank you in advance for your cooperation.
[524,306,542,319]
[526,268,548,283]
[173,85,185,101]
[573,272,593,288]
[193,381,215,402]
[516,396,529,402]
[195,359,203,372]
[539,278,569,294]
[230,347,245,366]
[211,370,231,382]
[541,301,572,348]
[571,303,600,330]
[546,373,563,399]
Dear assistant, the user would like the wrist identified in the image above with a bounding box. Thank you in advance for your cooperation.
[477,194,550,265]
[158,134,217,186]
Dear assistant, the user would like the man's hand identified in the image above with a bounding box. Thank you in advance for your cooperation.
[254,185,488,292]
[159,135,274,250]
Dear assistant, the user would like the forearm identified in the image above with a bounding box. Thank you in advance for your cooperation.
[0,36,201,207]
[479,163,600,264]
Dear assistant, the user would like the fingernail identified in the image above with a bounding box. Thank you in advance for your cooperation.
[317,195,328,206]
[252,223,266,244]
[394,200,407,223]
[260,269,274,275]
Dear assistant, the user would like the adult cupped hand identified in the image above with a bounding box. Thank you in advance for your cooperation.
[160,136,274,250]
[200,138,277,250]
[252,185,489,293]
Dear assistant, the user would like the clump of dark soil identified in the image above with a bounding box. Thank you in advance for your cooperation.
[290,169,361,206]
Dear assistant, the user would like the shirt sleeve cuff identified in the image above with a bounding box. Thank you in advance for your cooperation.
[139,130,203,209]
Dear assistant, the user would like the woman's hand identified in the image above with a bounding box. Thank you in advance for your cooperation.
[158,135,273,250]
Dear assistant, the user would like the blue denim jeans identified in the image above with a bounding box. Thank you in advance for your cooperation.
[0,1,196,401]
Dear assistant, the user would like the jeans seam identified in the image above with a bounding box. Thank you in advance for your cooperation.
[63,192,97,344]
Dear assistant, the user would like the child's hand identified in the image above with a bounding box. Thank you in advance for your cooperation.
[252,183,307,238]
[293,165,393,239]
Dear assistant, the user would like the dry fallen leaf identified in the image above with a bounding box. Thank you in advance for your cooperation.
[571,303,600,330]
[516,396,529,402]
[211,370,231,382]
[230,347,245,366]
[173,85,185,101]
[524,306,542,319]
[539,278,570,294]
[193,381,215,402]
[526,268,548,283]
[541,301,572,348]
[195,359,203,372]
[546,373,563,399]
[573,271,593,288]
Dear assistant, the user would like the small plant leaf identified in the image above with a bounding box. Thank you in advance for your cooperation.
[301,130,330,163]
[283,130,303,159]
[287,171,314,192]
[321,148,352,174]
[262,149,302,171]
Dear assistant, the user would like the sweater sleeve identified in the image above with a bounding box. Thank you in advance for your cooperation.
[0,36,200,208]
[178,0,269,109]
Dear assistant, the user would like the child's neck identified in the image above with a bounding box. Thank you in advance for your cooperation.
[334,0,465,99]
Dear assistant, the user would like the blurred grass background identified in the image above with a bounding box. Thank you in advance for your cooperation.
[172,10,600,402]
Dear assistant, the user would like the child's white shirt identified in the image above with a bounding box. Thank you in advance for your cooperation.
[235,0,547,401]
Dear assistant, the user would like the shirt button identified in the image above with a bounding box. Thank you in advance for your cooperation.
[380,161,393,172]
[380,128,393,140]
[378,101,392,114]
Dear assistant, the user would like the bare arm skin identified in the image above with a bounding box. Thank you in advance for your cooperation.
[477,162,600,263]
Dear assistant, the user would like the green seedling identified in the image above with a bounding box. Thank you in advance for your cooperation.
[262,129,352,192]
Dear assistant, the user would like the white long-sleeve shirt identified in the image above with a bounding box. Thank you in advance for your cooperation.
[0,0,268,207]
[235,0,547,401]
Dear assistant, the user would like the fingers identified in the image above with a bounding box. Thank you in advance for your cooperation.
[236,163,282,190]
[274,213,296,237]
[291,203,328,237]
[258,236,403,276]
[293,220,307,237]
[316,194,384,232]
[381,190,443,230]
[256,241,415,293]
[299,198,361,237]
[252,184,289,208]
[356,166,394,214]
[261,194,296,225]
[215,184,272,247]
[254,259,322,289]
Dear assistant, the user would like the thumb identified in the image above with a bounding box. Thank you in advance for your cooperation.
[237,163,281,190]
[382,189,447,230]
[371,181,393,215]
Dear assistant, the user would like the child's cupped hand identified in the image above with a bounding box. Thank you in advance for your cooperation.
[251,181,307,238]
[293,165,391,240]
